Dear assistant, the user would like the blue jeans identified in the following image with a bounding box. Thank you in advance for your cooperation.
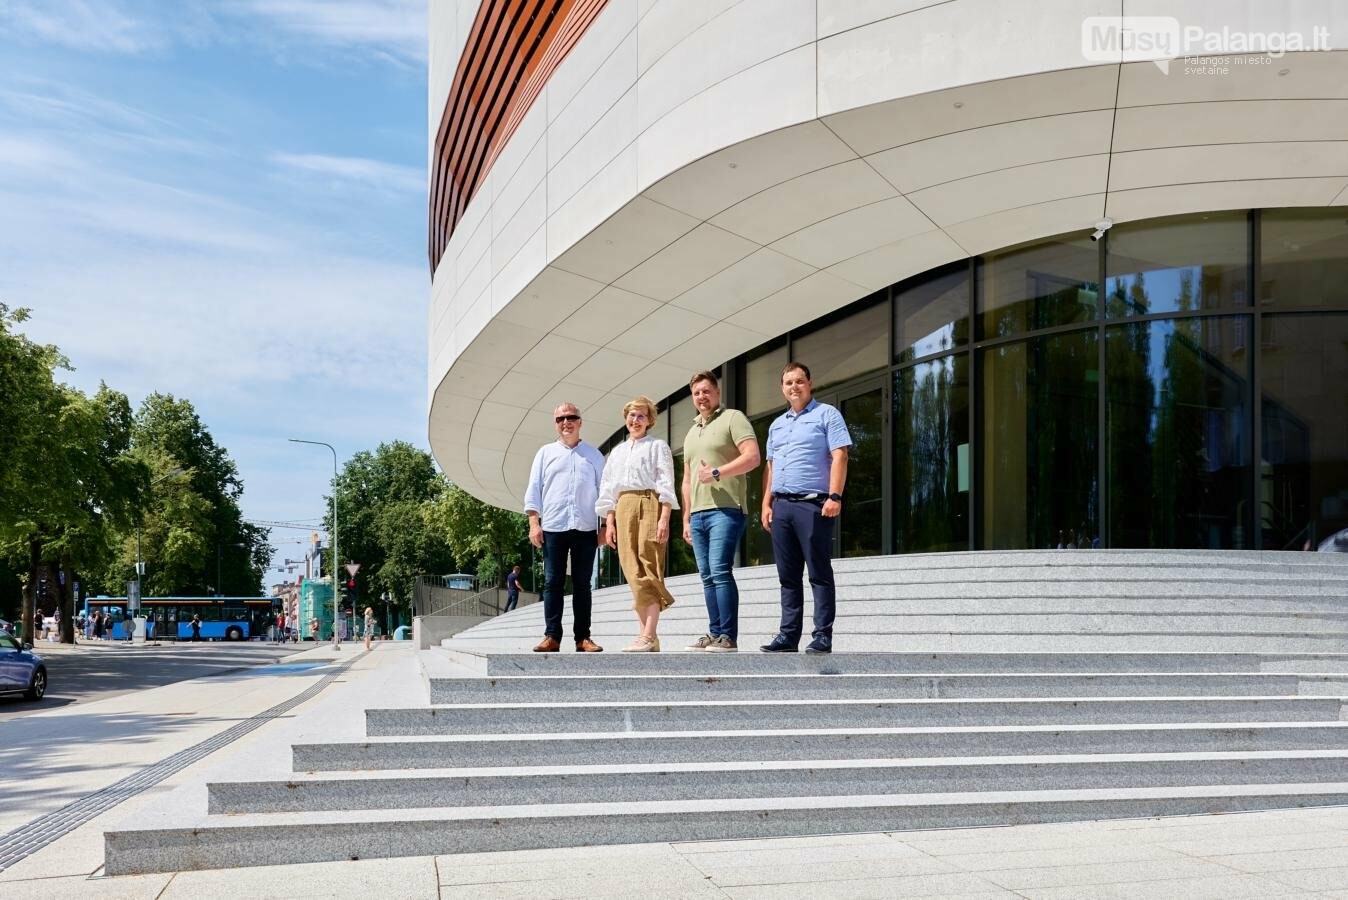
[542,530,596,641]
[690,508,747,640]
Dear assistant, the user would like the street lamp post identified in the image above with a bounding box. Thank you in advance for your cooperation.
[289,438,340,650]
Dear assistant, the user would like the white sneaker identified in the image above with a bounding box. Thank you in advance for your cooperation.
[685,633,714,651]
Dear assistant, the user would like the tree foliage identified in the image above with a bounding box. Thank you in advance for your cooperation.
[325,441,456,608]
[1,307,268,639]
[430,484,527,588]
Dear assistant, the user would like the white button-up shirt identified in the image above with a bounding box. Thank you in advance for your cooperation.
[523,439,606,532]
[595,435,679,518]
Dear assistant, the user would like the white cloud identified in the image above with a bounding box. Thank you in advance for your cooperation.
[273,152,425,196]
[0,0,215,55]
[228,0,426,64]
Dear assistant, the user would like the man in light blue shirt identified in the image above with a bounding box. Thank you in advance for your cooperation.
[760,362,851,654]
[524,402,606,652]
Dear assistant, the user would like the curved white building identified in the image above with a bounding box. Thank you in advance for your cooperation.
[429,0,1348,559]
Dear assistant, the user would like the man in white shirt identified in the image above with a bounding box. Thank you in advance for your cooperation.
[524,402,607,652]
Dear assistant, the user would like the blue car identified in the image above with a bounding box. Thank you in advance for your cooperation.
[0,630,47,701]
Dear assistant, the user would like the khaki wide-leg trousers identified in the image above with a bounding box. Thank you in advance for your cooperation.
[616,490,677,611]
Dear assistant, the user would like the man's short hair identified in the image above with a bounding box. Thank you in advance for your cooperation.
[781,361,812,381]
[689,370,719,389]
[553,401,581,416]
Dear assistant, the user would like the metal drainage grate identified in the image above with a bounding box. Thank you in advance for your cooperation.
[0,655,358,873]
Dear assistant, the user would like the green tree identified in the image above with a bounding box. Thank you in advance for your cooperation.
[430,484,527,589]
[325,442,455,610]
[123,395,270,595]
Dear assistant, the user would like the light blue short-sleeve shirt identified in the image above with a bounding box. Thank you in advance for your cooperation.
[765,399,852,495]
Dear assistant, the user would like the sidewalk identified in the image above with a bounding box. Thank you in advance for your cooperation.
[2,642,1345,898]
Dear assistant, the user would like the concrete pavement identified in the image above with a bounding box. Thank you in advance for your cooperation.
[2,638,1347,898]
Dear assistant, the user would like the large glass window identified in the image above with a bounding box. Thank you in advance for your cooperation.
[979,235,1098,339]
[1106,212,1247,317]
[791,298,888,390]
[1260,313,1348,549]
[1261,209,1348,310]
[981,331,1099,549]
[835,385,885,558]
[894,354,969,553]
[743,414,775,566]
[895,264,969,363]
[1106,316,1252,548]
[744,341,788,417]
[668,393,695,454]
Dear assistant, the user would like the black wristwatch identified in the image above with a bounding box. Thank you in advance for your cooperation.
[711,468,721,481]
[828,492,843,503]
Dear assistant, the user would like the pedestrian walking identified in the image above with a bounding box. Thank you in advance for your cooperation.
[523,402,607,653]
[680,370,760,653]
[310,617,319,643]
[190,614,202,642]
[597,396,679,652]
[363,606,375,651]
[504,565,521,612]
[760,362,851,655]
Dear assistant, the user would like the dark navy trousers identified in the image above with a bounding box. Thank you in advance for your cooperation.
[769,498,836,643]
[542,529,596,641]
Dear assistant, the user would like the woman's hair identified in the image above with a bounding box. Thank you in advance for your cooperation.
[622,395,658,427]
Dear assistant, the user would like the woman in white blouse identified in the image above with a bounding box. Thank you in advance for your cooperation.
[597,395,679,651]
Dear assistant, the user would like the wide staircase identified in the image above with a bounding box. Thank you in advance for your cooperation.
[105,550,1348,874]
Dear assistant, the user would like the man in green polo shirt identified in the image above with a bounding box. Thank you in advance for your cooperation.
[681,370,760,652]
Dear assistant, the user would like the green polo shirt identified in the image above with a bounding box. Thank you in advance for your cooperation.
[683,407,756,513]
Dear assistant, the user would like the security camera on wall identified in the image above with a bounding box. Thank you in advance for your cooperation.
[1090,218,1114,242]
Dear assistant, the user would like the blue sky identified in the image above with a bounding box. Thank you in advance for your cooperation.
[0,0,429,578]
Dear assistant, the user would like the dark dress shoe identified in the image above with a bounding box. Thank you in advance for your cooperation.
[575,638,603,653]
[533,636,561,652]
[760,635,799,653]
[805,638,832,655]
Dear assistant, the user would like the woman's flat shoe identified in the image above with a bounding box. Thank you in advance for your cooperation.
[621,635,658,652]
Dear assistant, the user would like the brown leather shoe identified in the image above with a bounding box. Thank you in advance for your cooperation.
[575,638,603,653]
[533,636,561,652]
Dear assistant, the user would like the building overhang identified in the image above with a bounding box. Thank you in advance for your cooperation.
[428,2,1348,510]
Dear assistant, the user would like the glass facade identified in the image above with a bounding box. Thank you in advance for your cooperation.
[599,207,1348,568]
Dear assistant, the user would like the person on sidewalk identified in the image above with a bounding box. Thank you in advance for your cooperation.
[504,565,521,612]
[309,617,318,643]
[363,606,375,651]
[760,362,851,655]
[681,370,759,653]
[597,396,679,653]
[523,402,607,653]
[191,614,202,642]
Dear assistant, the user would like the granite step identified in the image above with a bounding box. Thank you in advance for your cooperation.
[425,672,1336,704]
[442,650,1348,677]
[211,751,1348,814]
[104,783,1348,875]
[295,720,1348,772]
[366,696,1346,736]
[446,632,1348,653]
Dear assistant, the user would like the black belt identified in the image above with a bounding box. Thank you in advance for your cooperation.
[772,492,824,503]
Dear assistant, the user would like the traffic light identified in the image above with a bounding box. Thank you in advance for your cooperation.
[348,578,358,604]
[338,578,352,606]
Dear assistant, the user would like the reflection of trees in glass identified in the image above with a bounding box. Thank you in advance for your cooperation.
[1109,316,1251,548]
[840,391,883,557]
[981,333,1098,549]
[743,415,775,566]
[894,355,968,552]
[668,454,699,577]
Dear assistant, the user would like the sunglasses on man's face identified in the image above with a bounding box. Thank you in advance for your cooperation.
[555,414,581,423]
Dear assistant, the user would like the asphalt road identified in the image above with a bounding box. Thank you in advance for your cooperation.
[0,642,301,719]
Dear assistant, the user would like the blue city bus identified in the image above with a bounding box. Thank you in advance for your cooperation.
[83,597,277,641]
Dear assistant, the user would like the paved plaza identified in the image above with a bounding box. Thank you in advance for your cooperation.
[1,630,1346,898]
